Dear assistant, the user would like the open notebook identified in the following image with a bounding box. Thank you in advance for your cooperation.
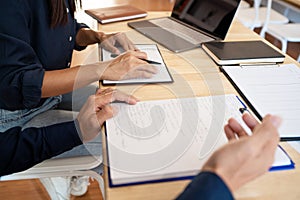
[105,94,294,186]
[100,44,173,85]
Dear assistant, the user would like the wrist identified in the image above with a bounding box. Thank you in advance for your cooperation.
[202,165,234,193]
[91,61,110,80]
[95,31,106,44]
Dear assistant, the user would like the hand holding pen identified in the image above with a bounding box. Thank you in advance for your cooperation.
[102,51,158,80]
[110,53,161,65]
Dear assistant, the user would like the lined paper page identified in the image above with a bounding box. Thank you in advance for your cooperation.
[105,94,293,186]
[223,64,300,139]
[106,95,241,185]
[101,44,173,84]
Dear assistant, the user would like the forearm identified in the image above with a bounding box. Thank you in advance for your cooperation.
[176,172,234,200]
[0,121,82,176]
[41,63,106,97]
[76,28,105,47]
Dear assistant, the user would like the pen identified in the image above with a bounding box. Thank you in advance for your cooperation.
[110,53,161,65]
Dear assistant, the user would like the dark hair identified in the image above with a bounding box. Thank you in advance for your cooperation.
[48,0,82,28]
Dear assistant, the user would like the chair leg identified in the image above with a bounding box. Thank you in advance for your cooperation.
[281,39,288,54]
[67,170,105,199]
[260,26,267,38]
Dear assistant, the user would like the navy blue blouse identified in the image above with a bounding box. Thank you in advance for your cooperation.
[0,0,86,179]
[0,0,88,110]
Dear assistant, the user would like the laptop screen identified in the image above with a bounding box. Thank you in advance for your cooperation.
[171,0,241,40]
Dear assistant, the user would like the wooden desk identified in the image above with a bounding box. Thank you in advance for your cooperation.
[282,0,300,8]
[95,12,300,200]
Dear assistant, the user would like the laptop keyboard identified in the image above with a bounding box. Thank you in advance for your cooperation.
[150,18,213,45]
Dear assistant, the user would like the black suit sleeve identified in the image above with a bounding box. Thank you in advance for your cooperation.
[0,121,82,176]
[176,171,234,200]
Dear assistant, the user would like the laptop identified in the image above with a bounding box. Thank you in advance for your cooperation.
[128,0,241,52]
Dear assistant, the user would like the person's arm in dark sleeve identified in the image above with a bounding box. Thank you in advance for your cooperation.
[0,1,45,110]
[176,171,234,200]
[0,121,82,176]
[74,21,90,51]
[0,34,45,110]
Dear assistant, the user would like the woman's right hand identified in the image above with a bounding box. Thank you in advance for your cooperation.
[100,51,158,81]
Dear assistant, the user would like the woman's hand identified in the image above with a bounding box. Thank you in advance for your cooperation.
[76,88,138,143]
[76,28,137,53]
[100,51,158,80]
[99,32,138,54]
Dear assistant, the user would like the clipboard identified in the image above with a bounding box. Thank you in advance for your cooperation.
[220,64,300,141]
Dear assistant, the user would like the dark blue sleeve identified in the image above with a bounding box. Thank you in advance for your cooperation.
[74,21,90,51]
[176,172,234,200]
[0,1,45,110]
[0,121,83,176]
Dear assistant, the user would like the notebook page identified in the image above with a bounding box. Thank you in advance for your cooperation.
[223,64,300,139]
[101,44,173,84]
[105,94,293,186]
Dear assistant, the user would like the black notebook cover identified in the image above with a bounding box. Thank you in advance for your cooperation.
[202,40,285,65]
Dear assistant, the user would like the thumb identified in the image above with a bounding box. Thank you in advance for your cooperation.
[103,42,120,54]
[96,105,114,125]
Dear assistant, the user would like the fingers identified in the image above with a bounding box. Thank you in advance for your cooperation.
[108,89,139,105]
[100,32,137,53]
[95,88,113,95]
[123,51,158,78]
[224,113,260,140]
[124,64,158,79]
[224,124,236,140]
[262,114,282,128]
[108,51,157,80]
[225,118,249,140]
[131,50,148,60]
[102,41,120,54]
[242,113,259,131]
[94,89,139,110]
[249,115,281,155]
[96,105,115,125]
[114,32,137,51]
[92,89,138,124]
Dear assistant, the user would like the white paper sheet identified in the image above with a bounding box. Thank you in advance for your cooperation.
[105,94,293,186]
[101,44,173,84]
[223,64,300,139]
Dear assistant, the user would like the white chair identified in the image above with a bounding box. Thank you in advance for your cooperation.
[259,0,300,62]
[0,155,105,199]
[238,0,251,9]
[236,0,289,32]
[264,23,300,62]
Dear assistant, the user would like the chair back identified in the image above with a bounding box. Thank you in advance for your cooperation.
[260,0,273,37]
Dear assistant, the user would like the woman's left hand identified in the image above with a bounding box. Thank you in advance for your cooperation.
[76,29,137,53]
[98,32,138,54]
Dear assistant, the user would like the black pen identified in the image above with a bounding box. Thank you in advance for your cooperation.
[110,53,161,65]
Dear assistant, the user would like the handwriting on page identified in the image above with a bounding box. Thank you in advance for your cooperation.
[106,95,245,173]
